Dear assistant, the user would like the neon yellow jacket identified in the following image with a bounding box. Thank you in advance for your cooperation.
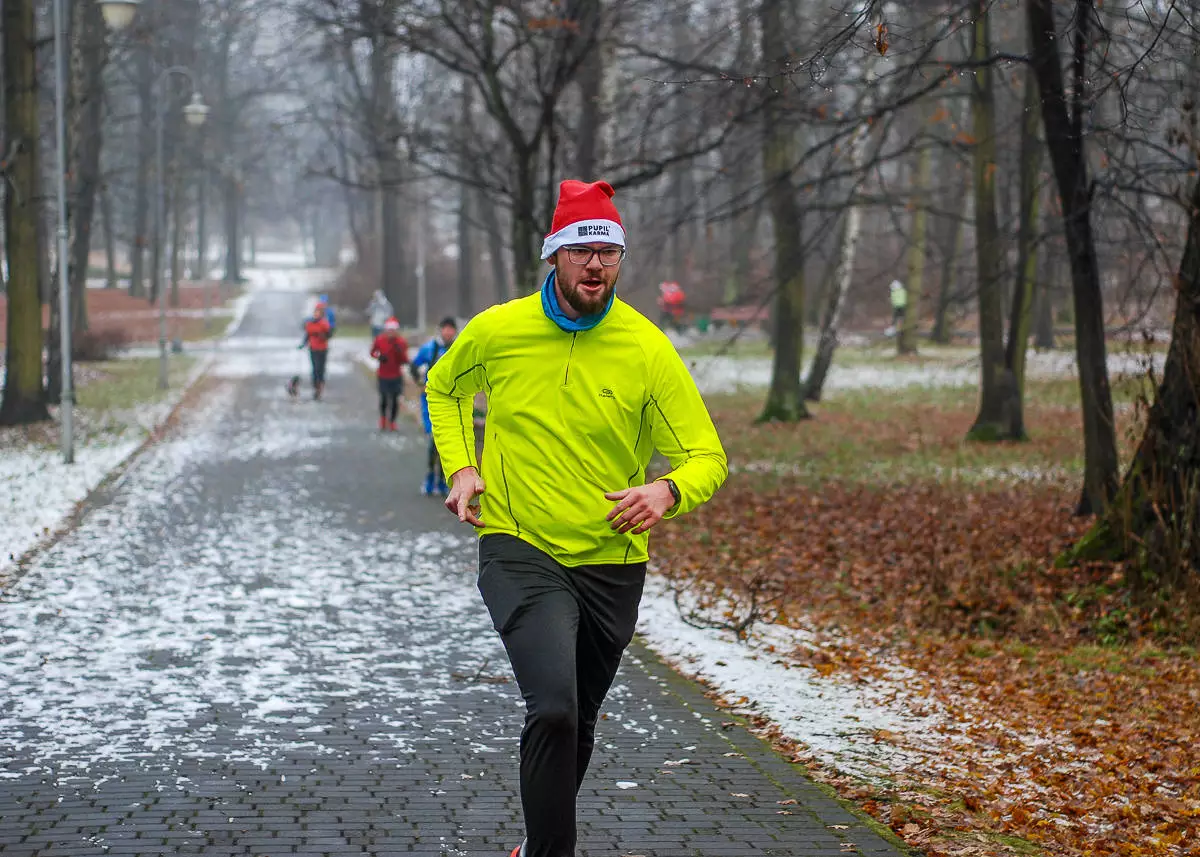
[425,293,728,567]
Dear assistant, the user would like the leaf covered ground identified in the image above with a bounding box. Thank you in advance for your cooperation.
[656,375,1200,857]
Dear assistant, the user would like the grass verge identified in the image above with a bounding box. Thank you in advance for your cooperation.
[76,357,198,415]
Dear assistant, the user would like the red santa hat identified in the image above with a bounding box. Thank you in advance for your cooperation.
[540,179,626,260]
[383,317,400,331]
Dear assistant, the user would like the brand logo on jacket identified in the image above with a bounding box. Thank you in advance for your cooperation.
[599,388,615,399]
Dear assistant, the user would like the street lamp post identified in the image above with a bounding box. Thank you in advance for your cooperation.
[53,0,139,464]
[155,74,209,391]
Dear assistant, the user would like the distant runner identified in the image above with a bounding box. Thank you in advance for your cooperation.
[366,289,394,339]
[319,293,338,335]
[409,316,458,496]
[299,301,332,400]
[371,317,408,431]
[886,279,907,337]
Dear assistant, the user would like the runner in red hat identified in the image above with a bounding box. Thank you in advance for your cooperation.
[425,179,728,857]
[370,317,408,431]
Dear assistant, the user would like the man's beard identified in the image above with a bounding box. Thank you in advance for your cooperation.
[557,266,618,316]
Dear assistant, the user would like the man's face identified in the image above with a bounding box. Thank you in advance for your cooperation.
[553,243,622,316]
[440,324,457,344]
[313,306,325,320]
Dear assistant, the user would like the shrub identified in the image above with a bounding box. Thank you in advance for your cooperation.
[73,328,130,362]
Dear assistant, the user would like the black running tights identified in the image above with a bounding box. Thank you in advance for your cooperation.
[476,534,646,857]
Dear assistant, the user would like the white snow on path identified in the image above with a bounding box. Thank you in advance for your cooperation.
[1,259,339,579]
[0,381,499,776]
[636,575,953,783]
[239,263,340,297]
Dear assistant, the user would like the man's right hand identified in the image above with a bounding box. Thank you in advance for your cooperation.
[445,467,485,528]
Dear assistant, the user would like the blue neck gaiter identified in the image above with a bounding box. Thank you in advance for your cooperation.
[540,269,614,333]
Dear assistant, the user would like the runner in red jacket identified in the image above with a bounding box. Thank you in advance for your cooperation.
[370,317,408,431]
[299,302,332,400]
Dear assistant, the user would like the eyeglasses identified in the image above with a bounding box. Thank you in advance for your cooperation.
[563,245,625,267]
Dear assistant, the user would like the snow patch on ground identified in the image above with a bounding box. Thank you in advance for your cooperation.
[0,356,212,579]
[0,442,139,568]
[687,349,1166,394]
[636,575,953,783]
[0,385,498,775]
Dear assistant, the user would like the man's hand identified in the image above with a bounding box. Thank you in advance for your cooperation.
[604,481,676,535]
[445,467,485,528]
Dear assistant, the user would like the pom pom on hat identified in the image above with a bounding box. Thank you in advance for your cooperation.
[383,317,400,331]
[540,180,626,260]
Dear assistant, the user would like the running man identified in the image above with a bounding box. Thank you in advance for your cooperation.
[425,179,727,857]
[409,316,458,496]
[886,278,907,337]
[371,317,408,431]
[299,301,332,400]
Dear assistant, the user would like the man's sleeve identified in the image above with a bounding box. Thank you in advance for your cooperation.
[646,338,728,518]
[425,317,491,479]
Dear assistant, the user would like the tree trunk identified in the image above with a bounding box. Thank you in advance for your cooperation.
[1072,180,1200,578]
[223,171,242,283]
[1027,0,1119,514]
[1,0,50,424]
[478,186,510,303]
[511,154,542,293]
[36,195,51,308]
[1034,246,1057,349]
[967,2,1022,441]
[1004,64,1044,401]
[130,46,152,299]
[757,0,808,423]
[380,165,411,323]
[900,142,933,355]
[67,0,108,334]
[805,46,881,401]
[100,183,117,288]
[723,0,760,306]
[313,209,342,267]
[573,0,604,180]
[805,211,858,402]
[931,166,970,344]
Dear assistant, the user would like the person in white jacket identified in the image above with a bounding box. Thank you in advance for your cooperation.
[366,289,394,337]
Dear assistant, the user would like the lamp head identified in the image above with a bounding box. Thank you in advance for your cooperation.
[183,93,210,128]
[97,0,140,32]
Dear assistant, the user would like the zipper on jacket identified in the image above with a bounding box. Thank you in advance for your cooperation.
[562,333,577,387]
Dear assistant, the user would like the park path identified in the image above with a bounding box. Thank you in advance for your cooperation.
[0,277,907,856]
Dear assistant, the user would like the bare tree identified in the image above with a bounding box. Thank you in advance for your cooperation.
[1,0,50,425]
[1026,0,1118,513]
[756,0,807,422]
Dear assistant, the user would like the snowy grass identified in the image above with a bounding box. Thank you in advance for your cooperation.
[0,356,210,581]
[684,342,1165,396]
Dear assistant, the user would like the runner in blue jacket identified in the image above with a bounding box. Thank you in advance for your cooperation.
[409,316,458,495]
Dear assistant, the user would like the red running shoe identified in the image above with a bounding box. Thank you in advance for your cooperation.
[388,420,398,432]
[379,416,387,430]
